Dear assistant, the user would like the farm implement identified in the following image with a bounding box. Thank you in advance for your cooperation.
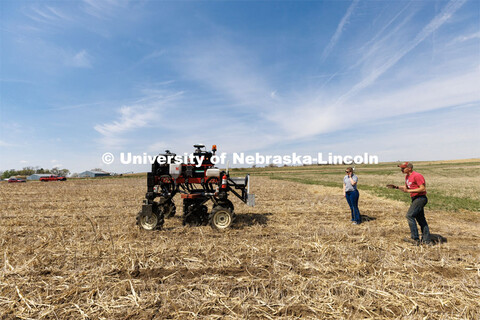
[137,144,255,231]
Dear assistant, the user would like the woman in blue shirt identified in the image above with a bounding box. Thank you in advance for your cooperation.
[343,167,361,224]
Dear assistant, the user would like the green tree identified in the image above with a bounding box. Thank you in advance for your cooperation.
[51,167,70,177]
[1,169,17,180]
[58,169,70,177]
[35,168,50,174]
[20,167,35,176]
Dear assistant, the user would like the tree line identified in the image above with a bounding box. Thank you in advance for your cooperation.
[0,167,71,180]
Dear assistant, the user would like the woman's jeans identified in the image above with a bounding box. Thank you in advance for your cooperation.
[406,195,431,242]
[345,190,361,223]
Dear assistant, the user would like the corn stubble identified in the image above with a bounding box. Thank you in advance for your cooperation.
[0,177,479,319]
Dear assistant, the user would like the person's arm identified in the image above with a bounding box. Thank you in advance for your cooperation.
[349,174,357,186]
[405,184,426,194]
[343,183,346,197]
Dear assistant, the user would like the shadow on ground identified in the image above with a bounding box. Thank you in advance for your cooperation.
[234,213,271,229]
[430,233,448,244]
[361,215,377,223]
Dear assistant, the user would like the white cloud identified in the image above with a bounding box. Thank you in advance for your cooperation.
[319,105,480,162]
[24,5,72,24]
[123,0,475,158]
[178,40,273,110]
[266,102,341,139]
[0,140,12,147]
[82,0,130,19]
[67,50,92,68]
[94,105,158,149]
[452,31,480,44]
[268,68,479,140]
[360,2,414,52]
[354,71,480,117]
[141,50,166,62]
[351,6,418,72]
[94,90,183,149]
[334,0,468,107]
[171,0,475,151]
[321,0,360,62]
[95,106,154,136]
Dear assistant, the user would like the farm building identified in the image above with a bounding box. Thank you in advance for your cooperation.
[79,171,111,178]
[27,174,52,181]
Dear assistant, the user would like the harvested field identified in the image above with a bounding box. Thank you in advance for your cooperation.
[0,175,479,319]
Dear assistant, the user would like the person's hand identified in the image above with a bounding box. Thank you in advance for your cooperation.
[398,186,408,192]
[343,193,346,197]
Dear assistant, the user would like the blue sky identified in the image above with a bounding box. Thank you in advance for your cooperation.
[1,0,479,173]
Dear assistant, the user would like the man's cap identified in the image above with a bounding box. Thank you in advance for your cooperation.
[398,162,411,169]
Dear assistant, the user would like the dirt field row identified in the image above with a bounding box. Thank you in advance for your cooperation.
[0,177,479,319]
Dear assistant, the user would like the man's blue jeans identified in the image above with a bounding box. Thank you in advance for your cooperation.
[406,195,431,242]
[345,190,361,223]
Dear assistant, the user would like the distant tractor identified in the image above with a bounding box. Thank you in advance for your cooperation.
[137,144,255,231]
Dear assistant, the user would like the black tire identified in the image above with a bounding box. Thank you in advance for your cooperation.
[164,201,176,219]
[136,209,164,231]
[213,199,234,213]
[209,206,234,231]
[183,205,208,226]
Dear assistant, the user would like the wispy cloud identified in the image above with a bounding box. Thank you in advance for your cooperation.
[178,40,274,111]
[95,106,155,136]
[349,70,479,119]
[262,0,474,141]
[321,0,360,62]
[140,50,166,63]
[0,140,12,147]
[351,4,418,72]
[271,66,479,141]
[82,0,130,19]
[452,31,480,43]
[126,50,167,72]
[171,0,474,147]
[334,0,468,107]
[360,1,414,52]
[23,5,72,24]
[94,91,183,149]
[94,105,159,148]
[2,0,477,171]
[66,50,92,68]
[318,104,480,162]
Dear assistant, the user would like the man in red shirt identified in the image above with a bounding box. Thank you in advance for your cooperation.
[397,162,431,245]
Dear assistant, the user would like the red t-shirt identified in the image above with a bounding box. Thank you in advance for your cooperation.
[405,171,427,197]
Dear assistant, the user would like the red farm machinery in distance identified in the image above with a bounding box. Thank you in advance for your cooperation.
[137,144,255,231]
